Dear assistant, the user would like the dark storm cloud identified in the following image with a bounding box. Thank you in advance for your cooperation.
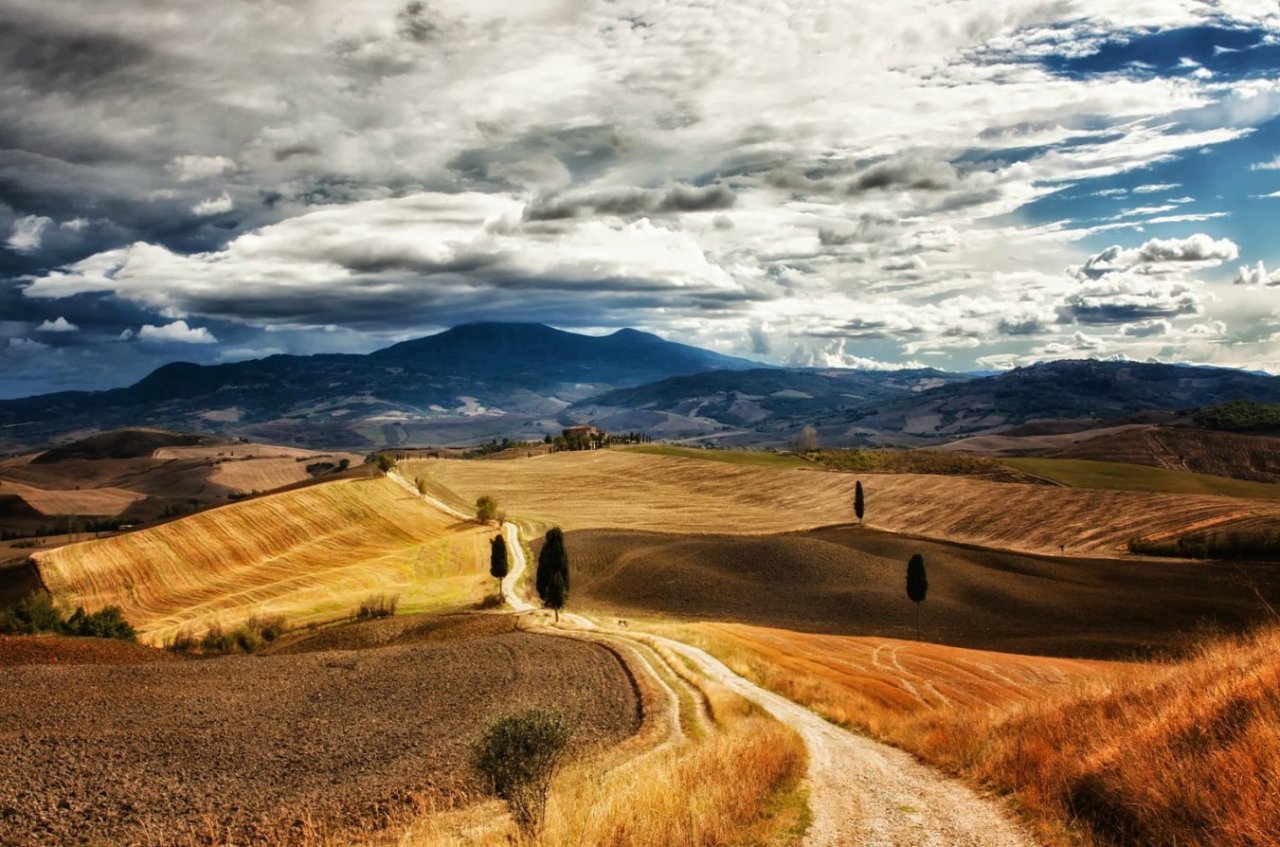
[847,156,961,194]
[0,9,166,99]
[523,183,736,221]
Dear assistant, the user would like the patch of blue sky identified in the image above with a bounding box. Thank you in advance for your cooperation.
[1000,114,1280,274]
[1042,26,1280,79]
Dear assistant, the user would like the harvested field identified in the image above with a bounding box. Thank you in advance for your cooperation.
[559,526,1280,657]
[0,614,639,847]
[666,623,1114,718]
[1053,426,1280,483]
[35,477,492,644]
[0,479,144,516]
[408,450,1280,555]
[0,634,176,666]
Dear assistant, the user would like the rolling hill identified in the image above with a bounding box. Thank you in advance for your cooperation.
[567,367,965,441]
[408,449,1280,556]
[0,323,761,452]
[828,359,1280,441]
[34,476,492,644]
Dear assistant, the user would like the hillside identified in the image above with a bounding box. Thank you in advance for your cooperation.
[558,526,1279,657]
[567,367,965,441]
[34,477,492,644]
[408,449,1280,555]
[0,429,362,540]
[0,323,761,452]
[827,360,1280,442]
[1050,426,1280,483]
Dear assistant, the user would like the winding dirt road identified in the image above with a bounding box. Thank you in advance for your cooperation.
[501,520,1035,847]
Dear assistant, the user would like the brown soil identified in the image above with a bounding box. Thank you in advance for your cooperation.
[0,613,639,846]
[558,527,1280,659]
[1054,425,1280,483]
[0,634,177,666]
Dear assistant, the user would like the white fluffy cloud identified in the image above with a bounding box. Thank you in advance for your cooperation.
[191,192,234,217]
[1075,234,1240,279]
[36,316,78,332]
[137,320,218,344]
[7,215,52,253]
[1234,261,1280,286]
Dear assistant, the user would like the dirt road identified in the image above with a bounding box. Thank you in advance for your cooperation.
[653,634,1035,847]
[501,524,1035,846]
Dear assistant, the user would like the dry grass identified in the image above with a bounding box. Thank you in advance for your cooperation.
[0,478,144,516]
[406,451,1280,554]
[35,477,491,645]
[671,622,1280,847]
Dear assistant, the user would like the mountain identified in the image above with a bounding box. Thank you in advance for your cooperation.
[566,367,968,442]
[828,359,1280,441]
[0,323,761,452]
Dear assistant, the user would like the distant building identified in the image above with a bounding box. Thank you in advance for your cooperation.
[562,425,602,440]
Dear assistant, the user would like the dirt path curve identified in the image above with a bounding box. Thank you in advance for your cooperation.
[650,635,1036,847]
[500,521,535,613]
[502,521,1035,847]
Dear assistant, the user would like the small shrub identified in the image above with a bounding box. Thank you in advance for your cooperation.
[0,590,64,634]
[356,593,399,620]
[200,622,231,653]
[231,624,262,654]
[475,495,499,523]
[64,606,136,641]
[374,453,397,474]
[415,475,429,495]
[167,630,197,652]
[473,707,573,834]
[246,613,287,643]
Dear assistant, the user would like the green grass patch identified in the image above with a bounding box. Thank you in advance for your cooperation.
[622,445,811,469]
[1004,457,1280,501]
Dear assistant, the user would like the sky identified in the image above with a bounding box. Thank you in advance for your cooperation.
[3,0,1280,397]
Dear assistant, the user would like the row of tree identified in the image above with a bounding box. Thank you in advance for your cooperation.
[489,525,569,620]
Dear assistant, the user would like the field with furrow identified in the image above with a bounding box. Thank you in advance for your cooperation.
[34,477,491,644]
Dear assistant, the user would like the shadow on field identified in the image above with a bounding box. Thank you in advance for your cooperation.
[556,525,1280,659]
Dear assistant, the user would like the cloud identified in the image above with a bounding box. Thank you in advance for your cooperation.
[1121,319,1172,337]
[1250,155,1280,171]
[1131,183,1180,193]
[1061,273,1201,324]
[1234,261,1280,286]
[137,320,218,344]
[1075,233,1239,278]
[8,337,49,350]
[7,215,53,253]
[36,316,78,332]
[191,192,234,217]
[166,155,236,182]
[524,183,736,221]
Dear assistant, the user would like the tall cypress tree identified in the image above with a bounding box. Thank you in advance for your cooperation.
[545,569,568,623]
[854,480,865,524]
[906,553,928,639]
[490,533,509,591]
[537,527,568,602]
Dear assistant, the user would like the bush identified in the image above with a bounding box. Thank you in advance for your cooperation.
[0,590,64,634]
[0,591,135,641]
[473,707,573,833]
[171,614,288,654]
[415,475,429,495]
[475,495,499,523]
[356,593,399,620]
[374,453,397,474]
[63,606,136,640]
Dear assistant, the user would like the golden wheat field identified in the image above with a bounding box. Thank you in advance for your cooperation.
[35,477,492,644]
[407,450,1280,554]
[663,622,1118,732]
[0,479,144,516]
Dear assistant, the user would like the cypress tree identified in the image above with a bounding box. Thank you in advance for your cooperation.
[906,553,928,639]
[854,480,865,524]
[536,527,568,602]
[545,569,568,623]
[490,533,509,588]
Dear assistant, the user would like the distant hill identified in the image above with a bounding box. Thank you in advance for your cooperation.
[828,360,1280,441]
[0,323,761,451]
[568,367,967,441]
